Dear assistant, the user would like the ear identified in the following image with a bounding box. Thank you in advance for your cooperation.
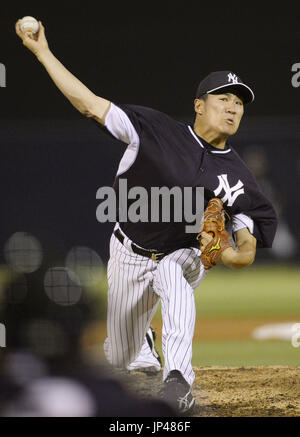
[194,98,205,116]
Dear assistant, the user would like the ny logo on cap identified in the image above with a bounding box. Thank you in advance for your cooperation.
[227,73,238,84]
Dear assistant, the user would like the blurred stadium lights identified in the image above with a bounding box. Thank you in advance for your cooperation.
[65,246,104,287]
[44,267,82,306]
[4,232,43,274]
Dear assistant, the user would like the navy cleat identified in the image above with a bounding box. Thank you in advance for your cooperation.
[159,370,195,415]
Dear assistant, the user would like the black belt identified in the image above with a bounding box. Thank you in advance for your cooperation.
[114,229,166,262]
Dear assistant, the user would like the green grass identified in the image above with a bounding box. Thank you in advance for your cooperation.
[194,265,300,318]
[155,265,300,366]
[155,339,300,367]
[191,340,300,366]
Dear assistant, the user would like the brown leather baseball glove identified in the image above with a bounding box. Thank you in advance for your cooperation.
[197,198,232,270]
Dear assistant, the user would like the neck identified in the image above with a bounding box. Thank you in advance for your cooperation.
[193,123,228,149]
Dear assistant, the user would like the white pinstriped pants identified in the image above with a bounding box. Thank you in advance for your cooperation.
[103,228,207,386]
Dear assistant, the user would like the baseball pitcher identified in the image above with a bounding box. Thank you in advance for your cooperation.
[16,21,277,415]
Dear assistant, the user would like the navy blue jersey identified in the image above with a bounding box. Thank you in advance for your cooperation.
[99,103,277,252]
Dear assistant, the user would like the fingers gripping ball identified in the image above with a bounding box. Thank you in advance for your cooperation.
[197,198,232,270]
[20,16,39,34]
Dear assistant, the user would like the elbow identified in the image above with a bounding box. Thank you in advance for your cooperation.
[82,97,109,126]
[68,97,93,117]
[73,95,98,118]
[79,101,95,118]
[82,108,94,118]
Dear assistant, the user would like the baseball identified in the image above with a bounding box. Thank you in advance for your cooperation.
[20,16,39,34]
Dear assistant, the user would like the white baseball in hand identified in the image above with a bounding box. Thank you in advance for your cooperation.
[20,16,39,34]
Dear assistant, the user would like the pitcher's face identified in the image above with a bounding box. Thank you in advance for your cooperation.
[200,93,244,136]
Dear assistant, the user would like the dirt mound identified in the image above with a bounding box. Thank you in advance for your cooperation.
[121,366,300,417]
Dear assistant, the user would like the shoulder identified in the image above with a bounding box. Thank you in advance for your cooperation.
[115,103,185,130]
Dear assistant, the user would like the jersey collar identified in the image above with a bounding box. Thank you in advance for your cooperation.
[188,125,232,154]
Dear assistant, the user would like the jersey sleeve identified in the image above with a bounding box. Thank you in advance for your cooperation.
[90,102,166,145]
[251,201,278,248]
[103,103,179,177]
[232,213,254,234]
[104,103,140,145]
[230,149,278,249]
[242,189,278,248]
[103,102,180,143]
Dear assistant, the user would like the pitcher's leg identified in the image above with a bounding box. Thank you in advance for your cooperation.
[104,295,161,371]
[126,310,162,372]
[104,234,159,369]
[153,248,205,386]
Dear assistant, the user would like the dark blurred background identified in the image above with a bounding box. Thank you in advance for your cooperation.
[1,1,300,264]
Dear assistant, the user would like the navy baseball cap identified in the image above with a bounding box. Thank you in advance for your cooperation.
[195,71,255,104]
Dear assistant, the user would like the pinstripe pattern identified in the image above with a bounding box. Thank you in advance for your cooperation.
[104,228,207,386]
[104,232,160,369]
[153,249,206,385]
